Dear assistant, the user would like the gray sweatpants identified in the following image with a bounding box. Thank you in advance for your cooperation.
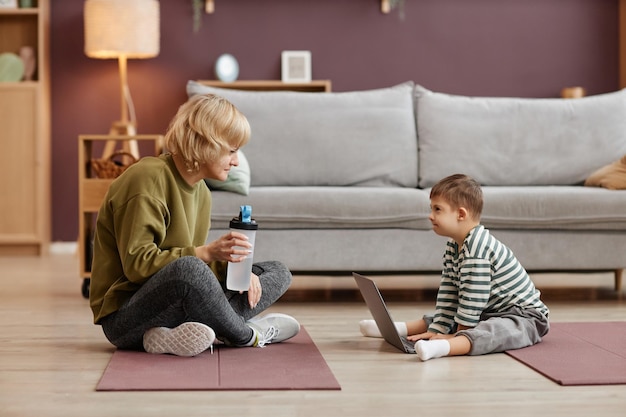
[100,257,292,350]
[426,306,550,355]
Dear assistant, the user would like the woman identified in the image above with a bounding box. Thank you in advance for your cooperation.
[89,94,300,356]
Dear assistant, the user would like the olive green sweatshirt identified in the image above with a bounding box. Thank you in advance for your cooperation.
[89,153,225,323]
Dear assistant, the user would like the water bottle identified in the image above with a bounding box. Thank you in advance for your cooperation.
[226,205,258,291]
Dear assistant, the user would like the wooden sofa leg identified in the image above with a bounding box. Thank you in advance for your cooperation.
[615,269,623,292]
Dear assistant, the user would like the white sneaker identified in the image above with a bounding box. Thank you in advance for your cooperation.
[143,322,215,357]
[247,313,300,347]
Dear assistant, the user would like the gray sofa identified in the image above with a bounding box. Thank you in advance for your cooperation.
[187,81,626,291]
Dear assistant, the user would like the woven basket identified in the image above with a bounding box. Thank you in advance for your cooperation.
[90,151,138,179]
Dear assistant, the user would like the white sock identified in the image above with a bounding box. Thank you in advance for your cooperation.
[415,339,450,361]
[359,320,407,338]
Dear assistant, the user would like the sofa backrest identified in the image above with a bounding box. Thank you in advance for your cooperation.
[187,81,418,188]
[415,85,626,188]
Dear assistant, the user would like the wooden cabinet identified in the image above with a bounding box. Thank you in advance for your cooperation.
[78,134,163,296]
[0,0,50,255]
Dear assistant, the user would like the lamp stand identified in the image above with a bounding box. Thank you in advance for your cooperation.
[102,55,140,163]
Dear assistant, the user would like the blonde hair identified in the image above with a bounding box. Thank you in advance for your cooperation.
[164,94,251,172]
[430,174,483,219]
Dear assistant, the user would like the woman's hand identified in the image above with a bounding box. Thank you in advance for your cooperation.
[195,231,252,263]
[195,231,260,308]
[247,273,262,308]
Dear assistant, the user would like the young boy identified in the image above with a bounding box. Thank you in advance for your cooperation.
[359,173,549,361]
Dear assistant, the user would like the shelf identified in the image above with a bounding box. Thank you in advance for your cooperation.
[0,1,48,256]
[196,80,332,92]
[78,134,164,279]
[0,5,41,82]
[0,8,39,15]
[0,81,39,89]
[201,1,396,15]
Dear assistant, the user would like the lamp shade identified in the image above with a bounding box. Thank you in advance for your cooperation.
[84,0,160,59]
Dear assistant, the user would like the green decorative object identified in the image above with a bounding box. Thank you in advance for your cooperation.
[0,53,25,82]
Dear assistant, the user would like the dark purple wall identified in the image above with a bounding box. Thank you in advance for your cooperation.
[50,0,619,242]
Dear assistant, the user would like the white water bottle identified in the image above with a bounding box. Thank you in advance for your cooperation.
[226,205,258,291]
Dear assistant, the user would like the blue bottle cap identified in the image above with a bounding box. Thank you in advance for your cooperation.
[230,205,258,230]
[240,205,252,223]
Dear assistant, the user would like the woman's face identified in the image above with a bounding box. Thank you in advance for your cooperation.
[202,148,239,181]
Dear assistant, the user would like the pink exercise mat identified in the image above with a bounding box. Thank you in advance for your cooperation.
[505,321,626,385]
[96,326,341,391]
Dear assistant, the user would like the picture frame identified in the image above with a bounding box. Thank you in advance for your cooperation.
[0,0,18,8]
[281,50,312,83]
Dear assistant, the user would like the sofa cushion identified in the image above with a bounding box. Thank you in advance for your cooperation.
[188,81,418,188]
[480,186,626,230]
[208,186,433,230]
[415,86,626,188]
[208,185,626,233]
[584,155,626,190]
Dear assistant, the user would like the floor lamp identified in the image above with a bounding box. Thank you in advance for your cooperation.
[84,0,160,160]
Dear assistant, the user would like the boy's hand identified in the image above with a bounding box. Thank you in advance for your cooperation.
[407,331,437,342]
[407,331,456,342]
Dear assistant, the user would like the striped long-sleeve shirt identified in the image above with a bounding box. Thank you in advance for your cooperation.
[428,225,549,334]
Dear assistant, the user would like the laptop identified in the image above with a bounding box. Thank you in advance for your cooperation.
[353,272,416,354]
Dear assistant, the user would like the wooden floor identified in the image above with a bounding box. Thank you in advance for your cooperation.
[1,254,625,417]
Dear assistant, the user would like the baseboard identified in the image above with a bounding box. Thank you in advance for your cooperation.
[49,241,78,255]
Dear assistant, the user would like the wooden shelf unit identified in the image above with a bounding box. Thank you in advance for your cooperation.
[78,135,163,281]
[0,0,50,255]
[196,80,332,92]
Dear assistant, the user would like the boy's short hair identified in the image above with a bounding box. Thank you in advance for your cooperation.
[164,94,251,173]
[430,174,483,219]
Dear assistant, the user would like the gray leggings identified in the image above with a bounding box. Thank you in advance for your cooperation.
[426,307,550,355]
[100,257,292,350]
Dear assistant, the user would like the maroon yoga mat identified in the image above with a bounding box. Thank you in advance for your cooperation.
[96,327,341,391]
[505,322,626,386]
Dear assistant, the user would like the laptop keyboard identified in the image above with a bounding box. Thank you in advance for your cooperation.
[401,337,416,354]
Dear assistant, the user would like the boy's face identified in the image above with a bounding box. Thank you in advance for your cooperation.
[428,196,460,238]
